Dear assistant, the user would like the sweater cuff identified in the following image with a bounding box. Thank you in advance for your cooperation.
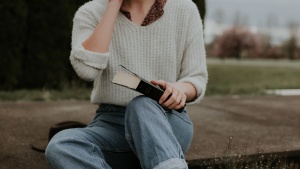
[178,77,206,105]
[71,44,109,69]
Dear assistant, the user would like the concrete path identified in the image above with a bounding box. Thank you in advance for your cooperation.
[186,95,300,160]
[0,95,299,168]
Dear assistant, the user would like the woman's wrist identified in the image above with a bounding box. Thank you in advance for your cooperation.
[108,0,123,10]
[175,82,197,102]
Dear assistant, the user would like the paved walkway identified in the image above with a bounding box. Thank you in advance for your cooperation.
[0,95,299,168]
[186,95,300,160]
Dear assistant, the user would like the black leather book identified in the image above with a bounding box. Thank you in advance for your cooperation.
[112,65,184,113]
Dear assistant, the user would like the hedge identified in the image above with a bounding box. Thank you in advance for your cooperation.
[0,0,205,90]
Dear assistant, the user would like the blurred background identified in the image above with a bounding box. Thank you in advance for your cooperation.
[0,0,299,101]
[205,0,300,59]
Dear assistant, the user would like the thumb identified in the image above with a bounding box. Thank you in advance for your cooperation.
[151,80,167,89]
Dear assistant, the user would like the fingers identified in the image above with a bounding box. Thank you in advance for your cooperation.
[151,80,186,110]
[163,88,178,107]
[164,91,186,110]
[174,94,186,110]
[159,83,173,104]
[151,80,170,104]
[167,91,181,109]
[151,80,167,90]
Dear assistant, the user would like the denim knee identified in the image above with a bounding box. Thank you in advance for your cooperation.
[128,95,154,107]
[125,96,160,138]
[45,140,58,164]
[45,130,69,163]
[126,95,164,116]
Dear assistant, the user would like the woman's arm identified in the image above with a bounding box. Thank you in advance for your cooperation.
[70,0,123,81]
[151,3,208,110]
[82,0,123,53]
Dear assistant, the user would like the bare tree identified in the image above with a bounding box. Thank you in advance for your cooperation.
[232,11,248,28]
[284,22,299,60]
[264,14,278,48]
[214,8,225,26]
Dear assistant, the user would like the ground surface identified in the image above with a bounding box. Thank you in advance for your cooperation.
[0,95,299,168]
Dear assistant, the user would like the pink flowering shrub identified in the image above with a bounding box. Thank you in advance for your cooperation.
[212,27,259,59]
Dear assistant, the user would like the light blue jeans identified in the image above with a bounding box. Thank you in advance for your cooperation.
[45,96,193,169]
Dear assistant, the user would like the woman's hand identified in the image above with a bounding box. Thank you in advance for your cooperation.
[151,80,187,110]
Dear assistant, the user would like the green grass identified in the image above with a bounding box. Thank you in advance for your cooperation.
[206,63,300,96]
[0,87,91,101]
[1,59,300,101]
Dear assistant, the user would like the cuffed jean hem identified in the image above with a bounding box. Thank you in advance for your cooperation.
[153,158,188,169]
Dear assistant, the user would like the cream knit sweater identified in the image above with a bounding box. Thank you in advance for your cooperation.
[70,0,208,106]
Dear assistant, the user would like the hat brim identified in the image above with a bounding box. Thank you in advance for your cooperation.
[31,121,87,153]
[31,138,48,152]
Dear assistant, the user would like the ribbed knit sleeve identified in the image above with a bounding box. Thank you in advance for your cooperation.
[177,3,208,105]
[70,2,109,81]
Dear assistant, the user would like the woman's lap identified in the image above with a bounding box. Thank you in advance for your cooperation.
[46,96,192,169]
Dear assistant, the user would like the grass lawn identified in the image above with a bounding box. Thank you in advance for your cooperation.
[0,59,299,101]
[0,87,91,101]
[206,59,300,96]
